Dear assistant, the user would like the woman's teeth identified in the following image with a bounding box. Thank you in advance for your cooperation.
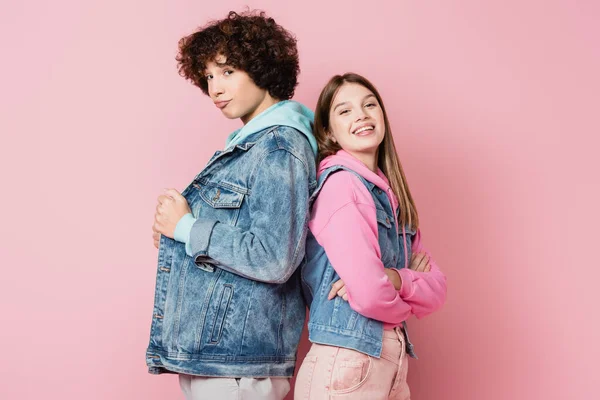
[353,126,374,135]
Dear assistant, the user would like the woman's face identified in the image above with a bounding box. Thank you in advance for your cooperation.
[327,83,385,159]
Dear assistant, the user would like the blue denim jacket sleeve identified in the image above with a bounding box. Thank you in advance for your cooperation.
[189,149,311,284]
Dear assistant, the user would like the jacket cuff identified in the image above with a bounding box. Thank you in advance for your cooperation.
[190,218,219,259]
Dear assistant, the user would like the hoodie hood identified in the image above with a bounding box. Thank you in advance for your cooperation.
[225,100,317,156]
[318,150,412,270]
[318,150,399,214]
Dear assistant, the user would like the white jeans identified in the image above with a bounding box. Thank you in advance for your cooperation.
[179,375,290,400]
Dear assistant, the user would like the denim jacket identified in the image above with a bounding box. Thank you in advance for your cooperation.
[301,165,417,358]
[146,125,317,377]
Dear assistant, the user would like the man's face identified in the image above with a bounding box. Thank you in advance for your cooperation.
[204,55,270,124]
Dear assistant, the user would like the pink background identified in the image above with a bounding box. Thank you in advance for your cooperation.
[1,0,599,399]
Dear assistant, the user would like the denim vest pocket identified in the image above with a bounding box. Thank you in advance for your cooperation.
[376,209,394,267]
[330,295,361,330]
[396,225,416,269]
[375,209,392,229]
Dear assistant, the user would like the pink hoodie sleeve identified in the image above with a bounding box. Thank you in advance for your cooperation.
[309,172,412,325]
[395,230,447,318]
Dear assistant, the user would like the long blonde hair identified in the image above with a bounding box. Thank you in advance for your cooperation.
[314,73,419,230]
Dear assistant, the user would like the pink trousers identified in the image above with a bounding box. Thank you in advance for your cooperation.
[294,327,410,400]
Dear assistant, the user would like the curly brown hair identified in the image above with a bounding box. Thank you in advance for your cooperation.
[176,10,300,100]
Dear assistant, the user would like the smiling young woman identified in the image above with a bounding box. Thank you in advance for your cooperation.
[295,73,447,400]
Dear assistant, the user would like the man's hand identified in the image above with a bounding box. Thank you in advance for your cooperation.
[152,225,160,249]
[153,189,192,240]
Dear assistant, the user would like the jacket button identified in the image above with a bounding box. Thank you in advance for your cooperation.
[377,189,383,195]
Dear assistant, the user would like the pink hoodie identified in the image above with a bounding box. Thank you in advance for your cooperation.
[308,150,447,328]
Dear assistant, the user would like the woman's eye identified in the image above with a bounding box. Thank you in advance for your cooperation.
[224,70,233,76]
[340,110,350,115]
[205,74,213,80]
[365,103,376,108]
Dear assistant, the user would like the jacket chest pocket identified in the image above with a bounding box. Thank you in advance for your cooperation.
[375,209,395,268]
[192,181,245,226]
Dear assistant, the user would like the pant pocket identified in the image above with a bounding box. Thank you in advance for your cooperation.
[329,349,372,395]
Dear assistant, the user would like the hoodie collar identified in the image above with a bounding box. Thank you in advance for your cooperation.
[225,100,317,156]
[319,150,399,213]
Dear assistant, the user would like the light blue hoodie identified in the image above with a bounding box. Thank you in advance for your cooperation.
[225,100,317,155]
[174,100,317,255]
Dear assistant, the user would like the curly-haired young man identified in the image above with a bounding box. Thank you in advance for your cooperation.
[145,11,317,400]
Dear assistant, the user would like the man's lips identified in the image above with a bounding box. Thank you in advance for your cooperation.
[215,100,231,109]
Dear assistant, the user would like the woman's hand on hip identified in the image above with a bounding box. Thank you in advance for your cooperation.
[328,280,349,301]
